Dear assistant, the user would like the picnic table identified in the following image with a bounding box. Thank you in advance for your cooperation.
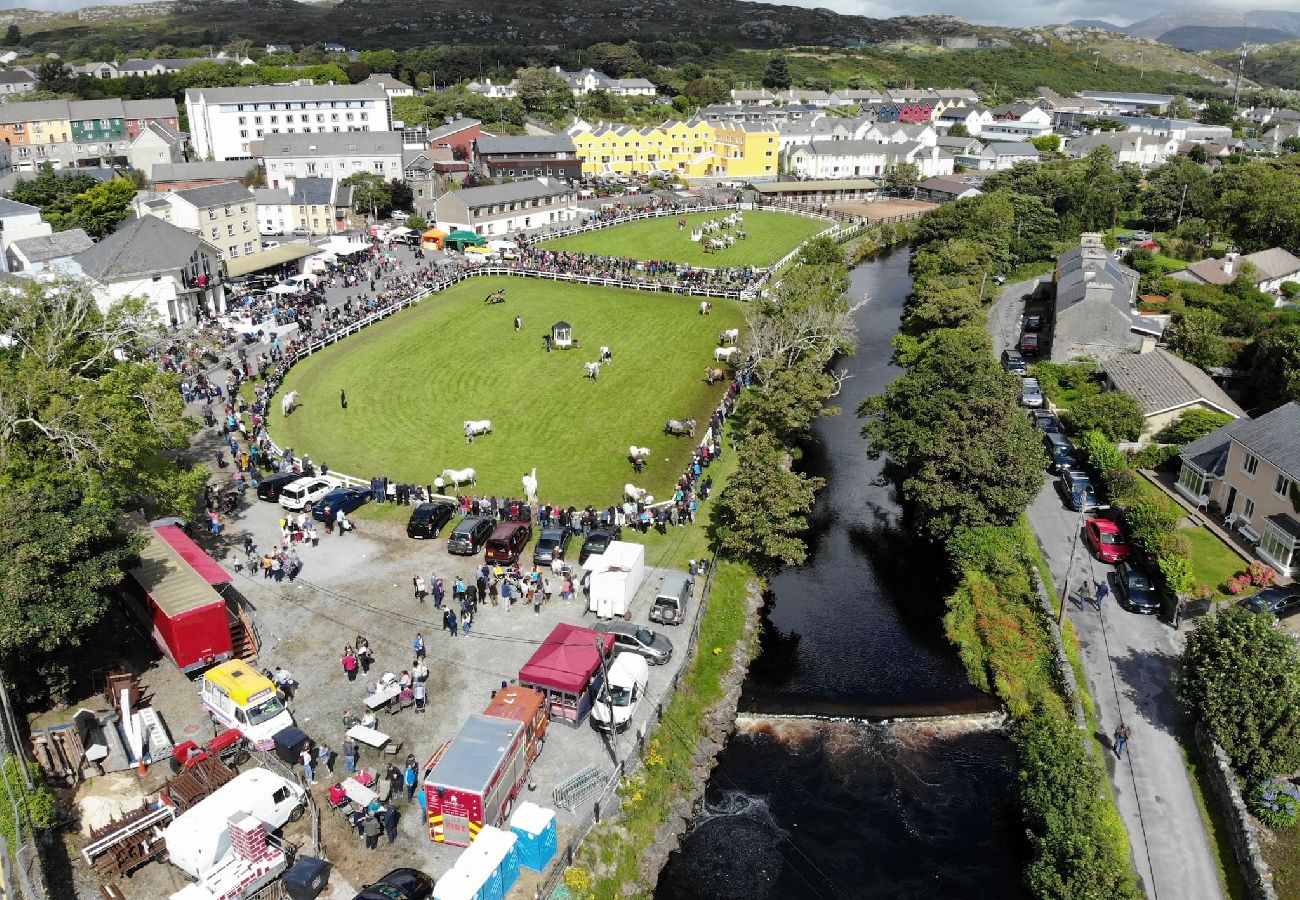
[346,724,391,750]
[340,776,377,808]
[364,681,402,710]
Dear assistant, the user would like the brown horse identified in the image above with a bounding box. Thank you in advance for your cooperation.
[704,367,725,385]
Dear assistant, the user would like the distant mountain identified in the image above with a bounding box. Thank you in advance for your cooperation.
[1244,10,1300,37]
[1159,25,1297,50]
[1068,19,1124,32]
[1124,8,1252,40]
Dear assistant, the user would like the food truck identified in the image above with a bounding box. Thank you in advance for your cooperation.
[517,624,615,727]
[424,715,529,847]
[483,686,548,767]
[199,661,294,750]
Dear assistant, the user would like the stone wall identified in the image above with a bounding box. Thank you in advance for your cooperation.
[1194,723,1278,900]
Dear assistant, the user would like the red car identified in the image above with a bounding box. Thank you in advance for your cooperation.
[1085,517,1130,564]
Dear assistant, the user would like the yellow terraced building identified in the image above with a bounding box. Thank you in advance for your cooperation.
[566,118,779,179]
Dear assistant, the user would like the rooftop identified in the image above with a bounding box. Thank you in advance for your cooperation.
[259,130,402,157]
[186,84,388,104]
[151,160,257,183]
[1102,349,1245,418]
[475,134,576,156]
[10,228,94,263]
[172,181,254,209]
[1226,401,1300,482]
[449,177,572,210]
[73,215,208,280]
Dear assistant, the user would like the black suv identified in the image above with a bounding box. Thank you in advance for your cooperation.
[407,501,457,539]
[1057,470,1099,511]
[1001,349,1028,376]
[447,515,495,555]
[256,472,302,502]
[579,526,622,565]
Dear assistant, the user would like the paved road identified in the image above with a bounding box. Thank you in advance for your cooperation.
[1027,483,1224,900]
[987,276,1041,356]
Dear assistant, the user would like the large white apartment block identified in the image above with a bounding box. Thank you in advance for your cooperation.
[185,84,392,162]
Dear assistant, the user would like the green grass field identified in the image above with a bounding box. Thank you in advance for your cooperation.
[538,210,825,268]
[270,277,744,504]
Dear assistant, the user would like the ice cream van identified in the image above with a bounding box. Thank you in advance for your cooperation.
[200,660,294,750]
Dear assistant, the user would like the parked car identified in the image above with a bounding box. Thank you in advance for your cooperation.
[484,522,533,565]
[1045,433,1079,474]
[1084,517,1130,564]
[1130,230,1152,241]
[290,227,310,236]
[447,515,495,555]
[1057,470,1099,511]
[255,472,302,502]
[312,487,370,522]
[1018,332,1040,356]
[1024,314,1043,332]
[649,571,695,626]
[278,476,341,512]
[1240,587,1300,619]
[1115,561,1160,614]
[579,526,622,565]
[1030,410,1061,433]
[406,501,457,539]
[593,621,674,665]
[390,210,410,222]
[590,653,649,734]
[353,867,434,900]
[1020,377,1045,408]
[532,527,573,566]
[1001,349,1027,376]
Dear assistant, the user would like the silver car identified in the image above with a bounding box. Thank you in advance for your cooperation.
[593,621,674,665]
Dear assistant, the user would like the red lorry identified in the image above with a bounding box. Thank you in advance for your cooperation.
[424,714,529,847]
[123,524,234,674]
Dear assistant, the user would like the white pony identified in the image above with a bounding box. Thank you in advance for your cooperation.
[522,467,538,502]
[280,390,299,416]
[718,328,739,346]
[440,467,477,489]
[584,362,601,379]
[464,419,493,438]
[625,483,647,502]
[628,446,650,461]
[715,346,740,362]
[600,346,612,363]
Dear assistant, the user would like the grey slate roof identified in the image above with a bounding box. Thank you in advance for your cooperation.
[151,160,256,183]
[0,69,36,85]
[359,73,414,91]
[253,188,291,205]
[1102,349,1245,418]
[73,216,206,280]
[1179,418,1246,477]
[1243,248,1300,282]
[173,182,253,209]
[186,84,387,104]
[452,178,571,210]
[10,228,93,263]
[259,130,401,157]
[1225,401,1300,481]
[428,118,481,142]
[0,197,39,218]
[289,177,337,206]
[475,134,575,156]
[986,141,1039,157]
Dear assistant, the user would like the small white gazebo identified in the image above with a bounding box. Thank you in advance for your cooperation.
[551,321,573,348]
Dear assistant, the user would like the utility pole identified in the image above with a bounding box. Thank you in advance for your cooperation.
[594,638,617,765]
[1176,181,1189,229]
[1058,501,1089,624]
[1232,45,1247,111]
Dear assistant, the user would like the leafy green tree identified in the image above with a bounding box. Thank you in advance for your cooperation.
[515,66,571,114]
[36,59,70,93]
[1247,324,1300,408]
[1155,408,1235,445]
[1015,714,1143,900]
[1167,307,1232,370]
[1183,605,1300,783]
[1142,156,1214,230]
[1200,99,1236,127]
[67,178,135,239]
[883,162,920,198]
[798,235,842,267]
[8,164,101,228]
[1062,391,1146,442]
[586,42,643,77]
[342,171,395,218]
[1284,137,1300,154]
[735,363,838,445]
[3,25,21,45]
[761,54,791,90]
[1215,162,1300,253]
[947,122,969,138]
[1029,134,1060,153]
[347,61,372,84]
[406,214,428,231]
[710,431,823,578]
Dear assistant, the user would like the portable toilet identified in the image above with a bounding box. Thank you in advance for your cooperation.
[509,802,557,872]
[469,826,520,896]
[460,848,502,900]
[431,867,477,900]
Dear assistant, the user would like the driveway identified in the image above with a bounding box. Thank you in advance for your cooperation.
[987,276,1042,356]
[1027,481,1225,900]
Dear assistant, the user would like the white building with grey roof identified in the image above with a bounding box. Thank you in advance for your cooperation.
[185,83,392,162]
[255,130,403,188]
[432,177,578,237]
[137,182,259,263]
[6,228,93,274]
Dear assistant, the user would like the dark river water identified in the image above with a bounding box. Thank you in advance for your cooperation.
[654,248,1027,900]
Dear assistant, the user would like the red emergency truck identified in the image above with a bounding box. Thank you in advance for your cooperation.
[483,686,548,768]
[424,714,529,847]
[123,524,234,674]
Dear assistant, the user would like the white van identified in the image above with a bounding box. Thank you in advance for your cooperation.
[284,273,319,291]
[591,653,649,734]
[278,475,339,512]
[164,769,305,879]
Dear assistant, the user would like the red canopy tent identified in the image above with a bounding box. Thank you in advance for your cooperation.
[518,624,615,727]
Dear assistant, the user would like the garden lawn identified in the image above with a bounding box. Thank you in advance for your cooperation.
[1180,525,1249,598]
[538,210,824,268]
[269,277,744,505]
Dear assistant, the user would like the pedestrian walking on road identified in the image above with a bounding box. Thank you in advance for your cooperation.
[1114,723,1132,759]
[1094,579,1109,612]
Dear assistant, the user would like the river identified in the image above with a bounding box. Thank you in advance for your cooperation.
[654,248,1027,899]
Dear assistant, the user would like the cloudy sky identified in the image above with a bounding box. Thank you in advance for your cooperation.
[794,0,1260,27]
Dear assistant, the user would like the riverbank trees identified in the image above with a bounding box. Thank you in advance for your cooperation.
[860,196,1140,898]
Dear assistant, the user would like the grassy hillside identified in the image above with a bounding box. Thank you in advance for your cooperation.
[1214,41,1300,90]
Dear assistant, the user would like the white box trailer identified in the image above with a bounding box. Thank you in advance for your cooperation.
[163,768,305,880]
[586,541,645,619]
